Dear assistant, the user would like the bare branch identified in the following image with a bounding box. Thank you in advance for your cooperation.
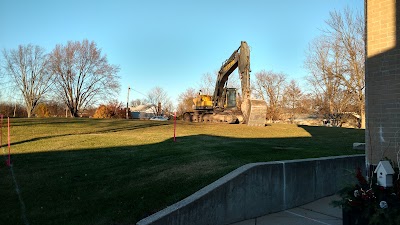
[146,86,172,115]
[2,44,54,117]
[50,40,120,117]
[304,7,364,126]
[253,70,287,122]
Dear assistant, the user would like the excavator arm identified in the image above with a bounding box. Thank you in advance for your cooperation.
[213,47,240,109]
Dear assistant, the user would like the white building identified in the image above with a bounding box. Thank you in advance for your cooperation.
[129,104,157,119]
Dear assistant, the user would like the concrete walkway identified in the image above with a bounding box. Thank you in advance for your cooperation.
[230,195,342,225]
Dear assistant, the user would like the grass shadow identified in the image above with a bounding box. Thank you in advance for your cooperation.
[0,123,364,225]
[8,121,170,147]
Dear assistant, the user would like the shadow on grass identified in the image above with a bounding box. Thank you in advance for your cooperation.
[8,117,100,127]
[0,125,364,225]
[9,121,170,147]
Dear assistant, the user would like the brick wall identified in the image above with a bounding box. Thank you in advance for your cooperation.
[366,0,400,165]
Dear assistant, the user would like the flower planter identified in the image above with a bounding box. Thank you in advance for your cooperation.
[334,165,400,225]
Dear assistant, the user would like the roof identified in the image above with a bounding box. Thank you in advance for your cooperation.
[130,104,156,112]
[374,161,395,174]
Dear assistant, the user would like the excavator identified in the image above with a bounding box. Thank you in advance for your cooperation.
[182,41,267,126]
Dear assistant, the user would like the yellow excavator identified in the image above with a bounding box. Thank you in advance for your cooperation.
[182,41,267,126]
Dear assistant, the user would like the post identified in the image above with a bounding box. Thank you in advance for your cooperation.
[126,86,131,119]
[7,117,10,166]
[13,103,16,117]
[0,114,3,149]
[158,102,161,116]
[174,112,177,142]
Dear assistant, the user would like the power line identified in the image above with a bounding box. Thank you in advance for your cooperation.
[131,88,147,97]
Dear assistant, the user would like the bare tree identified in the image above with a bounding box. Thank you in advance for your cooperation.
[163,101,175,116]
[226,72,241,97]
[177,87,197,116]
[325,8,365,128]
[130,98,145,107]
[283,79,303,123]
[298,93,315,114]
[197,71,240,97]
[197,72,216,95]
[2,44,54,117]
[0,101,27,117]
[146,86,172,116]
[253,70,287,122]
[45,100,66,117]
[0,66,4,101]
[305,36,351,116]
[50,40,120,117]
[305,7,365,127]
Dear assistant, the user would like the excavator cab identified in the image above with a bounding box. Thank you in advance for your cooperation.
[225,88,237,109]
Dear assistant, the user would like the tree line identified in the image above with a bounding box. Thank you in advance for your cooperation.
[0,38,174,118]
[1,39,120,118]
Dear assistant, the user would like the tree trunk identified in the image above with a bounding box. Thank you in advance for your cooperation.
[68,106,79,118]
[72,105,80,117]
[359,97,365,129]
[26,105,32,118]
[360,109,365,129]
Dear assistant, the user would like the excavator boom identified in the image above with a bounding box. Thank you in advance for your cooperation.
[213,48,239,109]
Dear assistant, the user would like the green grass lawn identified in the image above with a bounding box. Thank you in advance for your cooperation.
[0,118,364,225]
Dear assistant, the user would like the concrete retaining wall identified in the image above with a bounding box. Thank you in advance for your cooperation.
[137,155,365,225]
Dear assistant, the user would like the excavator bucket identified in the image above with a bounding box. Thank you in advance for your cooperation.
[241,99,267,126]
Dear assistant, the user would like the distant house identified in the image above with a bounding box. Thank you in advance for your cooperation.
[129,104,157,119]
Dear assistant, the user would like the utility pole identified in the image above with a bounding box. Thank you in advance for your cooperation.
[126,86,131,119]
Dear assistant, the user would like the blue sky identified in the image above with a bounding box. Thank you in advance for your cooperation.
[0,0,363,107]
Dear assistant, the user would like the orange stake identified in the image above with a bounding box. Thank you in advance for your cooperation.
[0,114,2,149]
[7,117,10,166]
[173,112,177,142]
